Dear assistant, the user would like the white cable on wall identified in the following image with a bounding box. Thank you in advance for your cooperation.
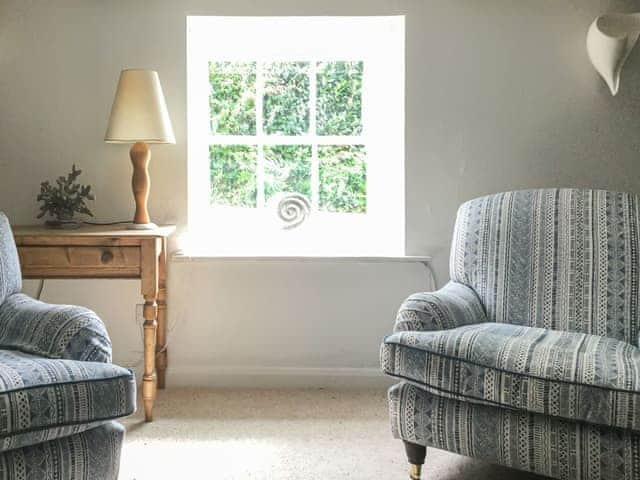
[421,261,437,291]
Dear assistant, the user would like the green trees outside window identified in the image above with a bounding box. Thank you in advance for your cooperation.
[319,146,366,213]
[209,145,257,207]
[209,62,256,135]
[263,62,310,135]
[208,60,366,214]
[264,145,312,202]
[317,61,363,136]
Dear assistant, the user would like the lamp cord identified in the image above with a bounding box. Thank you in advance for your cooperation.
[35,279,45,300]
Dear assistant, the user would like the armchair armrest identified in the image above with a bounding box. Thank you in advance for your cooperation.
[0,293,112,363]
[394,281,487,333]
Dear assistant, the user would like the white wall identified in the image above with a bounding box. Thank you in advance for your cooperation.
[2,0,640,386]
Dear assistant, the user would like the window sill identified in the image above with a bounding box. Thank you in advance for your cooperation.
[171,251,431,264]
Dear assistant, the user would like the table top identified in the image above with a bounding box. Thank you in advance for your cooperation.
[13,224,176,238]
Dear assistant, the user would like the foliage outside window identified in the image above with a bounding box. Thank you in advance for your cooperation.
[208,60,366,214]
[264,145,312,202]
[209,145,257,207]
[263,62,310,136]
[208,62,256,135]
[319,145,366,213]
[316,61,363,136]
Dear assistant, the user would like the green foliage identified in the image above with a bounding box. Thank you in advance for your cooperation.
[264,145,312,201]
[263,62,310,135]
[208,61,366,214]
[317,61,363,136]
[209,145,257,207]
[36,164,94,220]
[319,146,366,213]
[209,61,256,135]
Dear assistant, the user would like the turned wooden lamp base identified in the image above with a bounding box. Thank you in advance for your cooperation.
[128,141,157,230]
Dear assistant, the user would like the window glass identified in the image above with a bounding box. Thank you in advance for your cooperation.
[209,145,257,207]
[319,145,366,213]
[263,62,310,136]
[209,62,256,135]
[316,61,363,136]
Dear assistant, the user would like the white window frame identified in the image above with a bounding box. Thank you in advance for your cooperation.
[186,16,405,256]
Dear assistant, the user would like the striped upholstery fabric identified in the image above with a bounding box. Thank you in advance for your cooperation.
[393,281,486,333]
[0,212,134,477]
[381,189,640,479]
[389,382,640,480]
[451,189,640,344]
[0,349,135,451]
[0,214,20,306]
[382,323,640,431]
[0,294,112,363]
[1,419,125,454]
[0,422,124,480]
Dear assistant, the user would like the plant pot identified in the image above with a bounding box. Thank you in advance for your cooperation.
[44,218,82,229]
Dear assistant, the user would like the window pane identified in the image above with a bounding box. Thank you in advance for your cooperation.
[209,61,256,135]
[263,62,310,135]
[318,145,366,213]
[264,145,312,203]
[209,145,257,207]
[316,61,363,136]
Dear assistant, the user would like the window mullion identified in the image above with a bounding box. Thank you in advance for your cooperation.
[310,61,319,210]
[256,61,265,208]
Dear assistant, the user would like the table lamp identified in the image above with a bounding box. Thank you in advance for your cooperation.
[105,69,175,229]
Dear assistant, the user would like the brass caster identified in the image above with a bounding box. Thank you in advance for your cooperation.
[409,463,422,480]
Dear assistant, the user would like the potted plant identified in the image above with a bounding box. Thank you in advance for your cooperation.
[37,165,95,229]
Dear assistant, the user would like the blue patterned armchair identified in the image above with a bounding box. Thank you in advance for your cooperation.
[381,189,640,480]
[0,212,136,479]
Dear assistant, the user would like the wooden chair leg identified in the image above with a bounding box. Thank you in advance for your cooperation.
[404,441,426,480]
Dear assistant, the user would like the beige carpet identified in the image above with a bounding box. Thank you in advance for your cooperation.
[119,388,545,479]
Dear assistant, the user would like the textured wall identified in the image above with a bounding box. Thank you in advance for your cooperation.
[1,0,640,385]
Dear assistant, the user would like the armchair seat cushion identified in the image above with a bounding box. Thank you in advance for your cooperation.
[381,322,640,431]
[0,349,135,452]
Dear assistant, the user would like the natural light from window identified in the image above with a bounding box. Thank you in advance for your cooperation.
[186,16,405,256]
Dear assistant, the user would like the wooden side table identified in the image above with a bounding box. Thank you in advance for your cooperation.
[12,224,176,422]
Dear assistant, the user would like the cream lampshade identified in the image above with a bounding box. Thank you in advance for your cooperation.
[105,69,175,229]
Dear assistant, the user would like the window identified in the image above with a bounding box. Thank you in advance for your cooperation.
[187,17,404,256]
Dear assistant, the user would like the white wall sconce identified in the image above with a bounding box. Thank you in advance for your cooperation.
[587,13,640,95]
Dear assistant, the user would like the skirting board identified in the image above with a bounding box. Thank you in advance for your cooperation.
[166,366,394,389]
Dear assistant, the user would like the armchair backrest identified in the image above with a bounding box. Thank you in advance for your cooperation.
[450,189,640,344]
[0,213,21,305]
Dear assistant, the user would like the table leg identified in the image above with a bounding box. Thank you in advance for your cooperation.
[141,239,159,422]
[142,297,158,422]
[156,237,168,389]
